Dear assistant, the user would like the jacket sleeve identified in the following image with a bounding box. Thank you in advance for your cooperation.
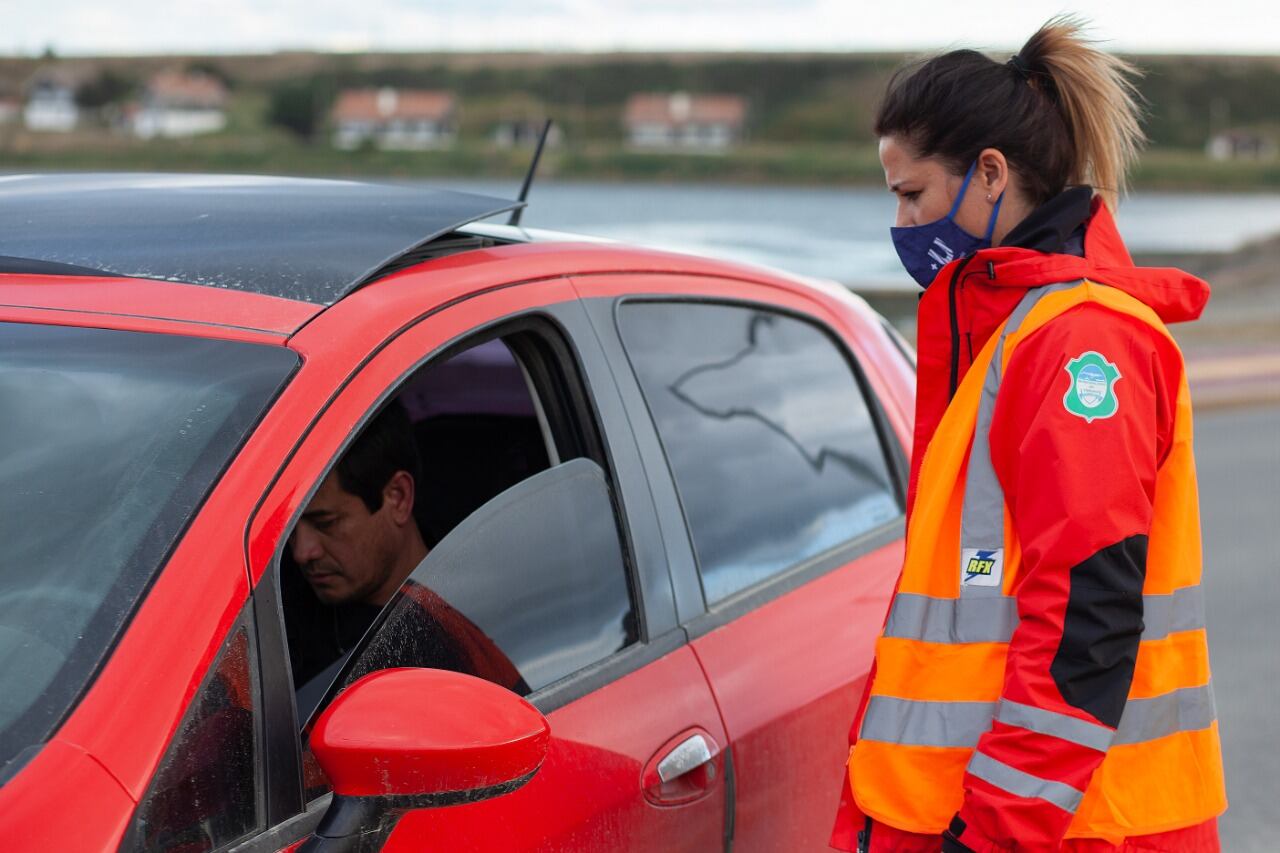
[946,304,1183,852]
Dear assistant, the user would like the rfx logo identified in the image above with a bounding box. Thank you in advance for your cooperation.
[927,237,955,270]
[966,554,996,576]
[960,547,1003,587]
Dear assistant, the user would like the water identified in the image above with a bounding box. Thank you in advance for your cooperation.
[428,179,1280,290]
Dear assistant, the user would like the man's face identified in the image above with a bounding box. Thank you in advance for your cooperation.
[289,470,402,606]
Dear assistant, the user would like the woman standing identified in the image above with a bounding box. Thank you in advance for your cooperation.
[833,17,1226,853]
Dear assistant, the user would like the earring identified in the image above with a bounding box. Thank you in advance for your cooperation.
[986,193,993,202]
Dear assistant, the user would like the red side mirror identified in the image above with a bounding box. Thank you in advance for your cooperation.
[301,668,549,853]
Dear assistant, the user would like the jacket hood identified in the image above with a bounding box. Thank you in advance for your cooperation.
[969,196,1210,324]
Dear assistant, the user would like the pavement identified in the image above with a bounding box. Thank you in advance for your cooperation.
[1185,345,1280,410]
[1137,350,1278,850]
[1194,402,1280,851]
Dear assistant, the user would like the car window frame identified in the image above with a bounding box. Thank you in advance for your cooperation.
[593,287,908,638]
[289,320,644,729]
[241,288,686,841]
[123,600,266,853]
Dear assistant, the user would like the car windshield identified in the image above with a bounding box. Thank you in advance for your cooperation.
[0,322,296,774]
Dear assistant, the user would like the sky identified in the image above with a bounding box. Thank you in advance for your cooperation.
[4,0,1277,56]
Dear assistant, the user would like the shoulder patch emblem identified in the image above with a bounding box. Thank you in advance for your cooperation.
[1063,351,1121,422]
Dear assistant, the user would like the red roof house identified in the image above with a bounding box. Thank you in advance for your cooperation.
[623,92,748,150]
[331,88,458,150]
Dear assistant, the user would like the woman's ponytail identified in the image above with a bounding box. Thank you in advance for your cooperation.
[874,15,1146,213]
[1018,16,1146,211]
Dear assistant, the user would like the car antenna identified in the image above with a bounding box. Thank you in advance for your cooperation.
[507,118,553,228]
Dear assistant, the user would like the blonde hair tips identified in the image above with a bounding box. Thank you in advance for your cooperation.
[1020,15,1147,211]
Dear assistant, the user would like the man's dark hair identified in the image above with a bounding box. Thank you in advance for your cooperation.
[336,399,421,514]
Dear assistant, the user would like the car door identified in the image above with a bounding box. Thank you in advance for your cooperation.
[576,272,909,851]
[235,274,730,852]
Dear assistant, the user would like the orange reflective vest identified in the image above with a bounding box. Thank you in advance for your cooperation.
[848,280,1226,843]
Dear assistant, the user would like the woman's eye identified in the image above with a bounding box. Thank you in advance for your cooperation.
[903,191,921,202]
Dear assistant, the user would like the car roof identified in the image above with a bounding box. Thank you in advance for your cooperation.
[0,173,521,305]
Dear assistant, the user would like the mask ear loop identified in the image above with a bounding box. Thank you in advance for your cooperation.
[947,160,980,220]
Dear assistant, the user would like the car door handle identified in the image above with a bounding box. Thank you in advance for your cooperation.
[657,733,714,783]
[642,728,721,806]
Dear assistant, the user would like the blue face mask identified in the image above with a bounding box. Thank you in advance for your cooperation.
[890,161,1004,288]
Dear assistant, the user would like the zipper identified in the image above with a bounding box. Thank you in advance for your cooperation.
[946,256,972,399]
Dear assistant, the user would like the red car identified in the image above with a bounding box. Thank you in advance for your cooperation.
[0,174,914,852]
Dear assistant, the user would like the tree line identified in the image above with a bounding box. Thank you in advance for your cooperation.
[29,52,1280,150]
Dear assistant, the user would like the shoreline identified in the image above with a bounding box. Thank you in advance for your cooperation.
[2,138,1279,192]
[859,233,1280,342]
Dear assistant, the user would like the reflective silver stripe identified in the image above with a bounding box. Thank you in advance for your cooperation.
[1115,683,1217,746]
[884,585,1204,646]
[996,699,1115,752]
[860,683,1217,749]
[957,338,1008,568]
[958,282,1083,598]
[967,752,1085,813]
[883,593,1018,644]
[861,696,994,748]
[1141,586,1206,641]
[862,698,1113,751]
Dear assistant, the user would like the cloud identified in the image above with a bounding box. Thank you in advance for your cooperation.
[3,0,1275,55]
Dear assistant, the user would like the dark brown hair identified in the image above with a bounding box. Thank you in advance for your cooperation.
[874,16,1145,211]
[337,399,421,514]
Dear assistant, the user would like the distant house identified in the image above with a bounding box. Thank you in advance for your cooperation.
[623,92,747,151]
[1206,129,1278,162]
[132,70,228,139]
[492,118,562,149]
[0,95,19,125]
[23,70,81,132]
[331,88,457,151]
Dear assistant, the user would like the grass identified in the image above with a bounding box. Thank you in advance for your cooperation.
[1,129,1277,191]
[1131,150,1280,193]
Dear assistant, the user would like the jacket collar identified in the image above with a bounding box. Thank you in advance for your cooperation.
[1000,186,1093,254]
[961,196,1210,324]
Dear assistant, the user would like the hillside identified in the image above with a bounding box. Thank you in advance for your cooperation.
[2,50,1279,187]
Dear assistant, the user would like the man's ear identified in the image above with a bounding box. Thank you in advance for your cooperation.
[382,470,416,527]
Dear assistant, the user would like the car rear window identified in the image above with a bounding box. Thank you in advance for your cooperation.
[0,322,295,772]
[619,301,902,604]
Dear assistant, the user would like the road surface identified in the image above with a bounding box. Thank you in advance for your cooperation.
[1197,403,1280,850]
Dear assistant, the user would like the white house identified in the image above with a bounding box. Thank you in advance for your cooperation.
[331,88,457,151]
[24,72,80,132]
[132,70,228,139]
[1206,129,1278,162]
[623,92,748,151]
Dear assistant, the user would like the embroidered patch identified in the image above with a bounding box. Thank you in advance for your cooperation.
[1063,351,1121,422]
[961,548,1004,587]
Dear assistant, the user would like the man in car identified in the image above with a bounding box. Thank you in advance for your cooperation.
[291,400,427,615]
[286,400,525,702]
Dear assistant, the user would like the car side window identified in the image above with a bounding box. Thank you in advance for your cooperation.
[278,329,638,798]
[619,301,902,604]
[334,456,632,698]
[124,615,261,851]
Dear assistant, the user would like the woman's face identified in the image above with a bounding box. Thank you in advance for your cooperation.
[878,135,997,239]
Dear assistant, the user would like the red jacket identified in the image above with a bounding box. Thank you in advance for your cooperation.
[834,194,1218,852]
